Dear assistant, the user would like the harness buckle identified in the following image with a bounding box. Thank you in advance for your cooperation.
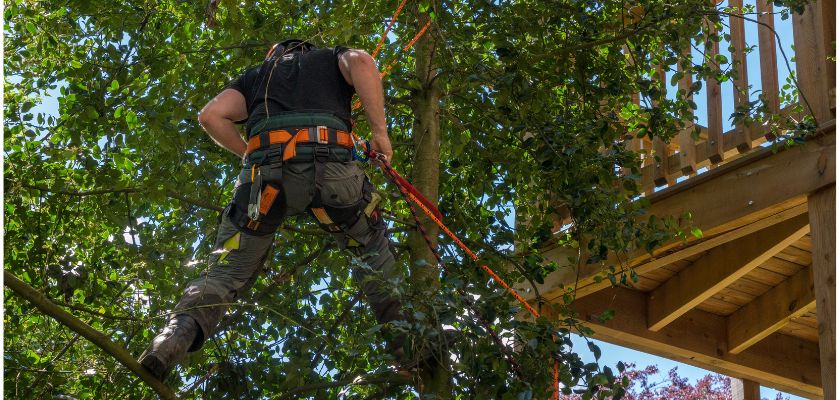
[314,146,330,162]
[316,126,329,144]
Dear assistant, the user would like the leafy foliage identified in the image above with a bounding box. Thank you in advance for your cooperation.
[5,0,813,399]
[560,363,791,400]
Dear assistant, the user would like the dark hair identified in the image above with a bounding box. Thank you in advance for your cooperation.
[265,39,315,59]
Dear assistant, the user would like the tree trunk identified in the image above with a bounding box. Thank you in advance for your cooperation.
[408,14,442,285]
[407,6,451,397]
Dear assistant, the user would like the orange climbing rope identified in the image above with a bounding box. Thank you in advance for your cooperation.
[368,150,560,398]
[360,3,559,397]
[402,188,540,317]
[371,0,409,58]
[353,19,433,111]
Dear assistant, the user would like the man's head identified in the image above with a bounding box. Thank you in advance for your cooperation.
[265,39,315,60]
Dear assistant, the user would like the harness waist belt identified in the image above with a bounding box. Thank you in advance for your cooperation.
[246,126,353,161]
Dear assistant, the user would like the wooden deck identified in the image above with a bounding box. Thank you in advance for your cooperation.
[525,1,835,398]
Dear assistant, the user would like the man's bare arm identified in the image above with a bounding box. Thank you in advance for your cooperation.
[198,89,249,158]
[338,49,393,161]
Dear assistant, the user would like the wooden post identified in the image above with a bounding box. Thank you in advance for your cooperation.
[677,47,697,175]
[792,0,833,124]
[756,0,780,140]
[808,184,835,400]
[653,65,671,187]
[729,0,752,153]
[821,0,835,111]
[730,377,761,400]
[705,19,724,164]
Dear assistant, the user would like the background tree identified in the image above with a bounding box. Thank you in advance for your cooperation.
[5,0,814,398]
[560,363,792,400]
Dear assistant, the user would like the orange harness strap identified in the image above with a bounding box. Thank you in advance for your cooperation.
[245,128,354,160]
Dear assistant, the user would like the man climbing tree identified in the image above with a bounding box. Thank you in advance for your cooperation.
[137,39,411,381]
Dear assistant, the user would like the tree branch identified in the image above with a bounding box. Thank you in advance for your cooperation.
[20,183,224,212]
[275,373,413,400]
[3,271,179,400]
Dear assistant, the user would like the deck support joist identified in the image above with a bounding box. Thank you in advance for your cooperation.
[570,287,823,399]
[646,214,810,331]
[532,129,834,304]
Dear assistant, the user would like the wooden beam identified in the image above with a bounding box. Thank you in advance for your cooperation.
[534,130,835,302]
[808,184,835,400]
[727,265,816,354]
[653,65,671,187]
[526,203,807,303]
[728,0,752,154]
[647,213,810,331]
[730,378,761,400]
[756,0,780,121]
[647,130,834,240]
[705,19,724,164]
[821,0,835,93]
[792,0,833,124]
[677,46,697,174]
[570,287,823,398]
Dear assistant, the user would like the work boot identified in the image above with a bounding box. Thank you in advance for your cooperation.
[138,314,199,381]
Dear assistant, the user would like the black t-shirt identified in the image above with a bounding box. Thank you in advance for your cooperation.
[228,46,356,135]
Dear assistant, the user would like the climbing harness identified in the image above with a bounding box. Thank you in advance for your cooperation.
[244,126,354,161]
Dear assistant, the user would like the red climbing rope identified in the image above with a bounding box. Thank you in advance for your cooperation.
[382,157,525,378]
[367,150,560,397]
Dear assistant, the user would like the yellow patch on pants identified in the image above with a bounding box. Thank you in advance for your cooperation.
[218,232,241,263]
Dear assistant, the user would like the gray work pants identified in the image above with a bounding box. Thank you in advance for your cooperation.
[170,160,402,351]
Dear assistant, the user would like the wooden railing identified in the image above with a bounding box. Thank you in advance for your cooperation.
[626,0,835,195]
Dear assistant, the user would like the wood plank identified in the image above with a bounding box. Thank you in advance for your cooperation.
[744,267,789,287]
[677,46,697,174]
[646,130,834,237]
[647,214,810,331]
[778,320,821,343]
[715,287,756,306]
[638,111,825,191]
[808,184,835,400]
[628,274,660,292]
[653,65,671,187]
[570,287,823,398]
[727,266,816,353]
[762,257,806,276]
[554,203,807,301]
[756,0,780,137]
[653,137,671,187]
[776,246,812,267]
[792,0,833,124]
[705,19,724,164]
[791,235,812,252]
[822,0,835,93]
[696,296,741,316]
[731,378,761,400]
[795,311,820,328]
[727,276,773,297]
[639,266,678,284]
[729,0,752,154]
